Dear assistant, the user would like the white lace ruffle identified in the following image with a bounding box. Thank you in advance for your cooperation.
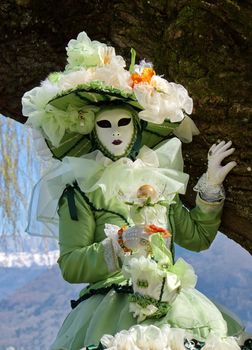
[101,238,120,273]
[104,224,126,263]
[194,173,225,202]
[26,138,189,238]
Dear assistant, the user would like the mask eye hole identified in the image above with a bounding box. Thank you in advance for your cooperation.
[118,118,131,127]
[96,120,112,128]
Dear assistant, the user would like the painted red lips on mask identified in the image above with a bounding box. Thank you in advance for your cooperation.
[112,140,122,145]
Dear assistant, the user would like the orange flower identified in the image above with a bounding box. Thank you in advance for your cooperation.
[131,67,155,87]
[144,224,171,238]
[131,73,143,86]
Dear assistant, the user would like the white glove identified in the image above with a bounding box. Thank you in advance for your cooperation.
[194,140,236,201]
[122,225,150,252]
[207,140,236,185]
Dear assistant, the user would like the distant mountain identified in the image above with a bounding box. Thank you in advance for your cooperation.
[0,266,81,350]
[0,233,251,350]
[0,263,250,350]
[0,267,45,302]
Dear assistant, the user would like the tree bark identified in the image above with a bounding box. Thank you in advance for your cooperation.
[0,0,251,252]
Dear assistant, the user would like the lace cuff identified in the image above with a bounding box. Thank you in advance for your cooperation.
[193,173,225,202]
[101,238,120,273]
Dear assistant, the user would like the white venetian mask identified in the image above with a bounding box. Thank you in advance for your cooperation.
[95,108,135,157]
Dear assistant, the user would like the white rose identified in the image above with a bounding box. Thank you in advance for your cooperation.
[93,62,131,90]
[66,31,106,70]
[58,69,94,90]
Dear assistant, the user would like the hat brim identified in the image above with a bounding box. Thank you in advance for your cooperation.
[45,83,181,159]
[45,84,140,159]
[141,120,180,149]
[45,132,92,160]
[49,83,141,110]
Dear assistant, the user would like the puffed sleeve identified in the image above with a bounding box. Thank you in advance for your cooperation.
[57,189,120,284]
[171,194,224,252]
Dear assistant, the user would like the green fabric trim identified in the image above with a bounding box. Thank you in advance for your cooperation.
[74,184,130,226]
[130,120,143,159]
[64,185,78,221]
[86,343,105,350]
[49,82,140,110]
[128,293,171,319]
[145,119,180,136]
[158,277,166,303]
[168,206,175,263]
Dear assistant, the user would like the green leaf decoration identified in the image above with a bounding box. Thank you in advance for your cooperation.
[150,233,173,266]
[129,48,136,73]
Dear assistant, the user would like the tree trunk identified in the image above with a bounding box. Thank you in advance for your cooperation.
[0,0,251,252]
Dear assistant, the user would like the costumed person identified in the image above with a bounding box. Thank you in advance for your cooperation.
[22,32,251,350]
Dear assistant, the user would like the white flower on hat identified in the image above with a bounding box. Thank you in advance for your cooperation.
[22,81,62,143]
[40,105,67,146]
[134,59,153,74]
[133,77,193,124]
[66,31,107,70]
[22,81,60,117]
[65,32,131,90]
[22,31,198,150]
[64,105,98,135]
[58,69,94,90]
[94,62,132,91]
[39,104,99,146]
[98,45,126,68]
[23,81,98,146]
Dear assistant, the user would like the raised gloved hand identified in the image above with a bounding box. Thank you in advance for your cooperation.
[206,140,237,186]
[194,140,237,201]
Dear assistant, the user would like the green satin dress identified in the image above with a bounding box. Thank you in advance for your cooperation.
[50,187,243,350]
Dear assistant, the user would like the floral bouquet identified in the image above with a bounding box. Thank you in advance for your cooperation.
[105,182,198,322]
[122,232,197,322]
[105,222,197,323]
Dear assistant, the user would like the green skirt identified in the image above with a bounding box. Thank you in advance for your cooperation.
[50,285,244,350]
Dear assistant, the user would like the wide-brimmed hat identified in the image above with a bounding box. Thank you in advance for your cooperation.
[22,31,198,160]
